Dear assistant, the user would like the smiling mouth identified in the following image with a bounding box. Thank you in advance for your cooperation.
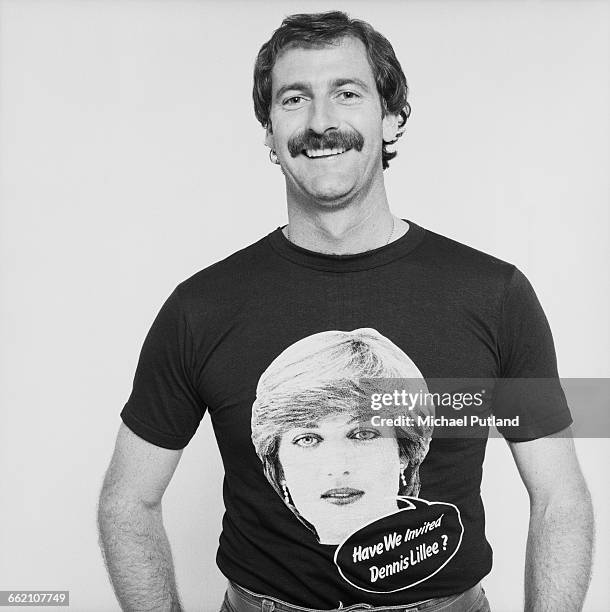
[302,147,350,159]
[320,487,364,505]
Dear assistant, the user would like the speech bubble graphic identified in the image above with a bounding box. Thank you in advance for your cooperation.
[333,497,463,593]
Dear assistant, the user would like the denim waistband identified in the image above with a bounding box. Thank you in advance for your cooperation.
[225,580,483,612]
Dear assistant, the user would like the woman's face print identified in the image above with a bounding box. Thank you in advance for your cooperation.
[278,412,402,545]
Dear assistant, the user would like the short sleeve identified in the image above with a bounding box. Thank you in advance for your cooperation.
[120,286,206,449]
[492,267,573,441]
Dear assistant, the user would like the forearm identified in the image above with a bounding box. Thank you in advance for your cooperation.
[524,493,594,612]
[97,497,183,612]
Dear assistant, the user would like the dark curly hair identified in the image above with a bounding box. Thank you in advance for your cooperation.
[253,11,411,170]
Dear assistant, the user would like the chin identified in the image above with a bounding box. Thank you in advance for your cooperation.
[296,168,350,194]
[307,182,355,205]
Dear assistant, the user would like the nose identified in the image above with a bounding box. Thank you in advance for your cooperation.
[307,97,339,134]
[326,452,352,478]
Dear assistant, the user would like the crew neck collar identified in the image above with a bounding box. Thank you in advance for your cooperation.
[266,219,426,272]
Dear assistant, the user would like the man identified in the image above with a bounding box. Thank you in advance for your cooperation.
[97,11,594,612]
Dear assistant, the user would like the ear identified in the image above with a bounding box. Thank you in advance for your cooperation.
[264,123,274,149]
[382,104,410,143]
[382,111,401,143]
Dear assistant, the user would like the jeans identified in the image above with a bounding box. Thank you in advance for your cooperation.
[219,580,491,612]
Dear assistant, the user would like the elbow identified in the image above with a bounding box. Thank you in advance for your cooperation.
[97,486,120,532]
[562,476,593,517]
[532,477,594,529]
[97,484,132,528]
[557,486,594,531]
[97,486,161,532]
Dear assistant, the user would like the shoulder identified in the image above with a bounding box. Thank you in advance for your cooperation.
[420,227,515,276]
[175,233,274,300]
[162,232,278,322]
[416,226,519,297]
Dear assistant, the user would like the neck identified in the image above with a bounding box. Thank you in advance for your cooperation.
[283,179,405,255]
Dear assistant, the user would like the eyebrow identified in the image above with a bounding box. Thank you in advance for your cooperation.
[291,414,363,430]
[274,78,371,102]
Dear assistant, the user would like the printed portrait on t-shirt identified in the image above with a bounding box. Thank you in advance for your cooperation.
[250,328,434,546]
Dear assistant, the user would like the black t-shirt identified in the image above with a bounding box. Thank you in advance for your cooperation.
[120,220,572,608]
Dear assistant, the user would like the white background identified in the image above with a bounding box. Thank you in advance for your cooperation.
[0,1,608,610]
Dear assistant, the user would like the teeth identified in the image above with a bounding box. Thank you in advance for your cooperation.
[304,148,347,158]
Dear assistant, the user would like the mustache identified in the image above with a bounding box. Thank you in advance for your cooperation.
[287,129,364,158]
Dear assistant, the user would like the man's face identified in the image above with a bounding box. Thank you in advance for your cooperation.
[265,36,399,206]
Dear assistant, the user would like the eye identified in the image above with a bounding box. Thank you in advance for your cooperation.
[351,428,380,441]
[283,96,305,107]
[293,433,322,447]
[337,91,360,102]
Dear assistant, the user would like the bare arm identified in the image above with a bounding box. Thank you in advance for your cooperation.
[97,423,184,611]
[509,429,594,612]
